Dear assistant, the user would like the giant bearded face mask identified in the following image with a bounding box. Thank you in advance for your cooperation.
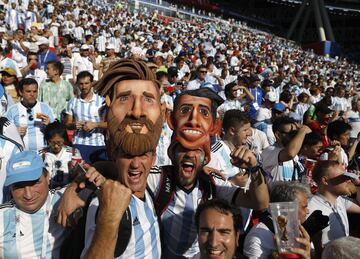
[93,59,163,158]
[167,89,224,165]
[106,80,163,157]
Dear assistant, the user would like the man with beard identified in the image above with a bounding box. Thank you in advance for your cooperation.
[146,88,269,258]
[79,59,163,258]
[64,71,107,163]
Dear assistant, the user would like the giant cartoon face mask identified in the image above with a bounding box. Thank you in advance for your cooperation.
[94,59,163,158]
[167,88,224,165]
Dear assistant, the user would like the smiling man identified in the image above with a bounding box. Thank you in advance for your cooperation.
[195,199,240,259]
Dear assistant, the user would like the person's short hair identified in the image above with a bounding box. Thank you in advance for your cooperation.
[270,182,310,203]
[224,81,237,99]
[321,237,360,259]
[302,132,323,148]
[312,160,340,185]
[197,64,207,72]
[44,121,70,145]
[77,71,94,83]
[222,109,251,132]
[280,90,292,103]
[327,120,352,141]
[156,71,167,81]
[17,78,38,92]
[195,199,241,231]
[27,51,37,60]
[47,60,64,75]
[237,76,250,86]
[315,102,333,115]
[272,116,296,134]
[172,88,224,120]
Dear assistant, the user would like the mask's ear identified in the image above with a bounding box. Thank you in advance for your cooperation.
[105,95,111,107]
[167,111,175,130]
[210,118,221,136]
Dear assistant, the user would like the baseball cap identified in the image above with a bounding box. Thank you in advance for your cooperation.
[5,151,45,186]
[36,36,49,45]
[272,103,286,112]
[0,67,17,77]
[265,91,277,102]
[81,44,90,50]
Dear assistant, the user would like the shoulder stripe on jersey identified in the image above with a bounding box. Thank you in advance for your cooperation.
[0,200,15,209]
[211,141,222,151]
[211,142,223,153]
[150,166,161,174]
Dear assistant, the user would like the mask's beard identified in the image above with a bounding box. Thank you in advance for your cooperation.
[106,109,163,157]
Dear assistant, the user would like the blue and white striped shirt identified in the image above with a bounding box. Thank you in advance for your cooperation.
[82,190,161,259]
[65,93,105,146]
[6,102,55,151]
[147,170,238,258]
[0,189,68,259]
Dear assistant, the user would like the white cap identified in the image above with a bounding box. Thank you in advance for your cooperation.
[265,91,277,102]
[0,27,6,33]
[106,43,115,49]
[36,36,49,45]
[80,44,89,50]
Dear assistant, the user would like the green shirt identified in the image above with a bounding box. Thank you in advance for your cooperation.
[39,79,74,119]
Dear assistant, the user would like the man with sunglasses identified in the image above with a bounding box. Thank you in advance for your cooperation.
[309,160,360,254]
[6,78,54,151]
[187,65,208,90]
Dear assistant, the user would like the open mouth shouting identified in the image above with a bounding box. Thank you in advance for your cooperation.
[128,170,143,186]
[181,160,196,180]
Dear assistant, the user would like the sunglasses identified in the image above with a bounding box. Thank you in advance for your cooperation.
[27,108,33,121]
[199,70,207,74]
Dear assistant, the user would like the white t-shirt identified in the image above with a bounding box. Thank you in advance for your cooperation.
[73,56,94,75]
[248,128,270,157]
[243,222,275,259]
[307,195,353,246]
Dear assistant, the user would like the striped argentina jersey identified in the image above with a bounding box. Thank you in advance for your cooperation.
[0,189,68,259]
[6,101,55,151]
[81,190,161,259]
[0,137,21,203]
[147,166,239,258]
[65,93,105,146]
[207,140,241,179]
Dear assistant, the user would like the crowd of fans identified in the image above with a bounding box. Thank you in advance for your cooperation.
[0,0,360,258]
